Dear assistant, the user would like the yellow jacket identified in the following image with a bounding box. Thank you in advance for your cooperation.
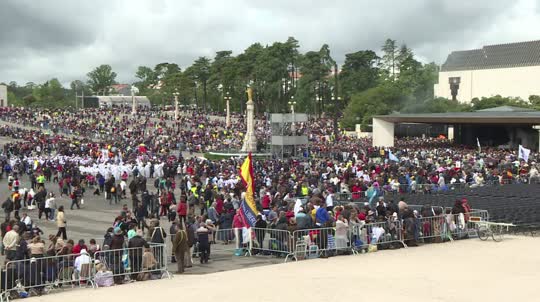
[56,211,66,228]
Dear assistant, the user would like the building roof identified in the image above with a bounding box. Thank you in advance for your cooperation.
[441,40,540,72]
[110,84,132,96]
[374,106,540,124]
[88,95,151,105]
[476,106,535,112]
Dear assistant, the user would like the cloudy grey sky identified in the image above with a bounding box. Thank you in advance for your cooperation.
[1,0,539,85]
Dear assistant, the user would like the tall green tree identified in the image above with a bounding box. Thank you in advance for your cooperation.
[208,51,236,111]
[340,50,380,100]
[86,64,117,95]
[296,45,334,115]
[134,66,157,94]
[191,57,211,111]
[341,83,404,129]
[471,95,529,110]
[381,39,398,81]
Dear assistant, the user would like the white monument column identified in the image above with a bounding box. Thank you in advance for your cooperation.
[225,91,231,128]
[0,84,7,107]
[131,86,139,115]
[173,91,179,120]
[448,126,455,141]
[241,87,257,152]
[533,125,540,152]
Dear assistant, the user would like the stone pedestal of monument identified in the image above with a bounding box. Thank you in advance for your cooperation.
[241,89,257,152]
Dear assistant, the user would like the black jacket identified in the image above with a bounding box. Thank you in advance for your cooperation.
[128,235,146,249]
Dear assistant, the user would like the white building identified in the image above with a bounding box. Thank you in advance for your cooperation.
[82,95,151,108]
[434,40,540,103]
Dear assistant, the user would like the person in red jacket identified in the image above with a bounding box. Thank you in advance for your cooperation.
[215,195,224,215]
[177,199,187,225]
[461,198,471,222]
[72,239,88,255]
[261,192,271,210]
[232,210,245,254]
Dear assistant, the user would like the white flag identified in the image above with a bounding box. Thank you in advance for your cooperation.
[389,150,399,162]
[519,145,530,162]
[476,137,481,152]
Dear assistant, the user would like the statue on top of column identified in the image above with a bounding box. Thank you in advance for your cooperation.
[246,87,253,103]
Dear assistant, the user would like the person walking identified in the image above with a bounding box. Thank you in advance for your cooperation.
[172,224,188,273]
[56,206,67,240]
[45,192,56,221]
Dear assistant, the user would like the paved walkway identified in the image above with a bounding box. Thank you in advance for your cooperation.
[0,177,277,275]
[29,236,540,302]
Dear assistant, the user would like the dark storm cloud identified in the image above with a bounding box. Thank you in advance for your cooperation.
[0,0,99,53]
[0,0,538,85]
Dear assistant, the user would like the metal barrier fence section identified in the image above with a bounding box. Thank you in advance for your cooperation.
[2,253,94,300]
[415,215,451,243]
[0,208,490,299]
[197,228,250,258]
[251,227,291,258]
[0,243,170,301]
[360,220,407,249]
[290,227,339,260]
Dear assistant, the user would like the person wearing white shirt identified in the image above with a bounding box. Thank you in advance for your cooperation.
[74,249,91,276]
[325,191,334,211]
[371,226,385,243]
[21,213,32,229]
[45,195,54,221]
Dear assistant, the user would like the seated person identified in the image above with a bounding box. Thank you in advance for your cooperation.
[74,249,91,278]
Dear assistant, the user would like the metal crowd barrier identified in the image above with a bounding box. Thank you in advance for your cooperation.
[289,227,336,261]
[204,228,251,257]
[250,227,291,258]
[416,215,451,243]
[360,220,407,249]
[0,243,170,300]
[1,253,94,301]
[413,210,490,244]
[93,243,170,286]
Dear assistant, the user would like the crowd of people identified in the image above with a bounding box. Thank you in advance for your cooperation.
[0,105,538,295]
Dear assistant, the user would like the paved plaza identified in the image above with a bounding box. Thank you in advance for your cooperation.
[34,235,540,302]
[0,176,279,275]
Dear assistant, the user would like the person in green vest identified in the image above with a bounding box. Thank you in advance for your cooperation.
[37,173,46,190]
[300,182,309,197]
[190,186,198,199]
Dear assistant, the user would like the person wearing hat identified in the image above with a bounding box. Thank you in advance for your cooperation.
[74,248,91,278]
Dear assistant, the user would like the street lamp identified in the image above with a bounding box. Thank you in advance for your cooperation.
[316,94,322,117]
[224,91,232,128]
[131,86,139,115]
[173,90,180,120]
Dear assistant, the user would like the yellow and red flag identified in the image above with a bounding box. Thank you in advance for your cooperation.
[239,153,257,227]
